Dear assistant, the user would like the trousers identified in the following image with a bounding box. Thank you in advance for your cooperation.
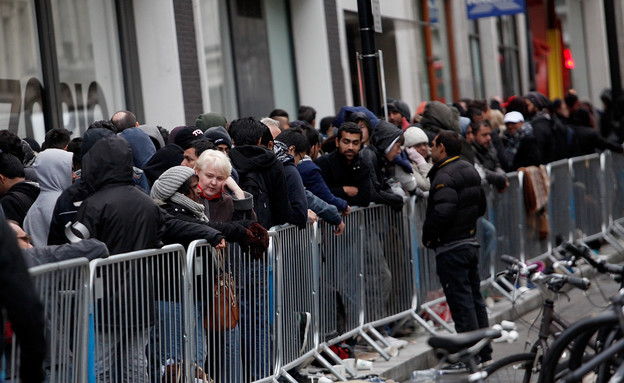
[436,244,492,362]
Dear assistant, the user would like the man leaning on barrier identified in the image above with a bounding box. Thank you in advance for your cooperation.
[316,122,372,208]
[422,130,492,369]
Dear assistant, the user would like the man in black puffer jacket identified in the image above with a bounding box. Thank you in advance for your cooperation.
[423,130,491,367]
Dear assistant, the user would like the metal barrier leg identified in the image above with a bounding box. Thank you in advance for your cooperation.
[365,325,390,348]
[603,231,624,253]
[488,280,514,302]
[277,369,299,383]
[311,352,348,381]
[611,222,624,238]
[419,296,455,334]
[319,344,357,377]
[410,311,438,335]
[357,330,392,361]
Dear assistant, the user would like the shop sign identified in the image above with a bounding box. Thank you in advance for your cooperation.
[372,0,382,33]
[466,0,525,19]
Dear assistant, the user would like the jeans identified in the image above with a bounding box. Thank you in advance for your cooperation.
[206,326,243,383]
[436,245,492,362]
[237,259,272,381]
[149,301,204,382]
[477,217,496,278]
[94,326,150,382]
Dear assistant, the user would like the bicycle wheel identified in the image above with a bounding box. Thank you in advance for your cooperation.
[538,311,619,383]
[485,353,536,383]
[596,328,624,383]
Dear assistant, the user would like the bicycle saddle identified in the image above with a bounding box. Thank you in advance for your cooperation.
[427,328,501,354]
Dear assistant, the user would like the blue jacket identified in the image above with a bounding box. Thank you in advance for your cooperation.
[283,159,308,229]
[305,190,342,226]
[297,156,348,212]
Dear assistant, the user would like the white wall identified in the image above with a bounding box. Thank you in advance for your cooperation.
[478,17,503,98]
[516,13,530,95]
[133,0,185,128]
[290,0,335,123]
[581,0,610,106]
[450,3,474,98]
[394,23,424,108]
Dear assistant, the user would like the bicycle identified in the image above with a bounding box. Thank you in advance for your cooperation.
[537,242,624,383]
[418,327,514,382]
[482,250,591,383]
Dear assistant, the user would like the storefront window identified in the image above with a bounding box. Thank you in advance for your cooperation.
[0,0,45,140]
[429,0,451,103]
[468,20,485,99]
[497,15,521,99]
[198,0,238,121]
[51,0,125,136]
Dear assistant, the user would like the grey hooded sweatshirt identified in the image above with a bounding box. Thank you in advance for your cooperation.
[24,149,73,247]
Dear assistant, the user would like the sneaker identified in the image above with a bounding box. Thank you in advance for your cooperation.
[298,312,311,355]
[441,361,470,374]
[478,359,493,369]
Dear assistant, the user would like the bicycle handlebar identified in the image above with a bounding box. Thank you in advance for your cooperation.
[563,275,591,291]
[501,254,519,265]
[500,255,540,277]
[562,242,624,275]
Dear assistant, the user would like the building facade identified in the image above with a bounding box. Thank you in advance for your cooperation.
[0,0,622,140]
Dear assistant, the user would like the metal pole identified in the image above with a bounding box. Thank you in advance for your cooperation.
[603,0,622,115]
[524,6,536,91]
[378,50,389,120]
[356,0,381,116]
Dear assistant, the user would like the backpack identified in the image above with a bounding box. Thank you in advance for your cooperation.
[238,171,271,229]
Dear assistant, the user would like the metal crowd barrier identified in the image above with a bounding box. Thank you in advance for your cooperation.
[89,244,189,383]
[547,159,574,246]
[604,151,624,238]
[272,223,316,380]
[570,154,605,240]
[5,258,90,383]
[10,151,624,383]
[490,172,525,266]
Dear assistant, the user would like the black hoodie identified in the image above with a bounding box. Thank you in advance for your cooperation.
[76,136,161,254]
[0,181,39,226]
[229,145,290,229]
[360,121,404,210]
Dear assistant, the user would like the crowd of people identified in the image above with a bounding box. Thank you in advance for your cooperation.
[0,88,621,381]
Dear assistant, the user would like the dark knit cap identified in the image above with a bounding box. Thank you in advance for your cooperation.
[142,144,185,185]
[204,126,232,149]
[174,126,205,150]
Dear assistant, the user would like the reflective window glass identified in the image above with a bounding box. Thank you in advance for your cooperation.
[0,0,45,140]
[497,15,521,99]
[51,0,125,136]
[198,0,238,121]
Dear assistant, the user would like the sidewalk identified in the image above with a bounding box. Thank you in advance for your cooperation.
[321,240,624,383]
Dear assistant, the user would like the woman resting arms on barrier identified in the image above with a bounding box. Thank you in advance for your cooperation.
[149,163,268,382]
[195,149,270,382]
